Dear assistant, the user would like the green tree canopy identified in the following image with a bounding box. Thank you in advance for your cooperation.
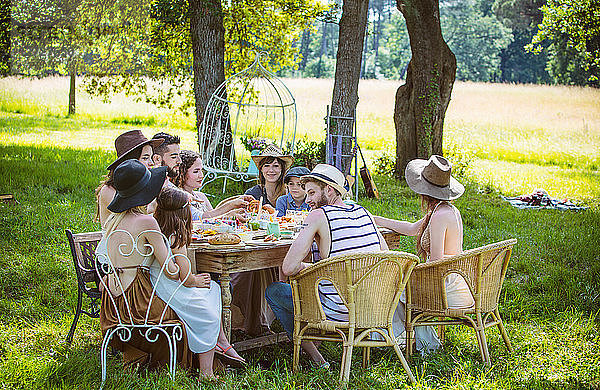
[84,0,327,115]
[528,0,600,85]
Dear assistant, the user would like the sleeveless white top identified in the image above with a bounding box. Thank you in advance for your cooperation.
[317,203,382,322]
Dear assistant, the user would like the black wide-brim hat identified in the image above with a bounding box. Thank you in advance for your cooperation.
[108,159,167,213]
[107,130,164,171]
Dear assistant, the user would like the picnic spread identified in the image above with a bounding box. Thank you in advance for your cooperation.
[83,128,517,386]
[502,188,587,210]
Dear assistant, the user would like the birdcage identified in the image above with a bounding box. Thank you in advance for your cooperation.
[198,52,297,192]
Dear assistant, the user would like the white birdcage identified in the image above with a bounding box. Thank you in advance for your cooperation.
[198,52,297,192]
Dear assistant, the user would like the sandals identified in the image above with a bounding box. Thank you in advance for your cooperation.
[214,343,246,368]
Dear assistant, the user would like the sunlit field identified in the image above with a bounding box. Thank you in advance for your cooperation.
[1,77,600,389]
[1,76,599,201]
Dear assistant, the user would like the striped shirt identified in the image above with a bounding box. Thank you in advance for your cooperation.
[317,203,382,322]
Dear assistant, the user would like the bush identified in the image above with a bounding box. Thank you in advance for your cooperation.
[287,137,325,170]
[444,142,474,178]
[373,151,396,176]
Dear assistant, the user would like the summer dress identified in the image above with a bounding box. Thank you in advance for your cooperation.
[97,233,221,369]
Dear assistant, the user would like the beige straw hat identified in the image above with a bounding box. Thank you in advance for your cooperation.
[405,155,464,201]
[300,164,348,197]
[251,144,294,172]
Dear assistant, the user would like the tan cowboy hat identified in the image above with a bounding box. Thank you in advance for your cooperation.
[405,155,464,201]
[251,144,294,172]
[300,164,348,197]
[107,130,164,171]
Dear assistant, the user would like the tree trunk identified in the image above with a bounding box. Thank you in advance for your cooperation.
[373,11,383,70]
[68,72,75,116]
[189,0,226,130]
[299,28,311,71]
[316,22,329,78]
[330,0,370,173]
[189,0,234,167]
[360,24,368,78]
[393,0,456,177]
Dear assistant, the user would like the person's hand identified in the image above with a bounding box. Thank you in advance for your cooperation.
[187,192,204,204]
[194,273,211,288]
[231,208,249,223]
[229,196,249,210]
[240,195,255,202]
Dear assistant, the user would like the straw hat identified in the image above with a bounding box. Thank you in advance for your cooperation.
[251,144,294,172]
[107,130,164,171]
[107,159,167,213]
[405,155,464,201]
[300,164,348,197]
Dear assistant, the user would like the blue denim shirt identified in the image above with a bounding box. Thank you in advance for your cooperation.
[275,193,310,217]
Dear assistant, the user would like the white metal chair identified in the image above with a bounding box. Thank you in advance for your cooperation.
[96,229,193,388]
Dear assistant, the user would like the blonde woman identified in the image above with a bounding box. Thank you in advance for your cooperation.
[374,155,474,353]
[97,159,220,377]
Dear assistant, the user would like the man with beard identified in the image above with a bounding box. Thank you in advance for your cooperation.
[151,132,182,183]
[265,164,388,368]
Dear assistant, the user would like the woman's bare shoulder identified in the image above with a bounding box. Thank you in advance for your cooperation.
[98,185,116,202]
[431,203,460,222]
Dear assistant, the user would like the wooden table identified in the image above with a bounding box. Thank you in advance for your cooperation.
[188,229,404,351]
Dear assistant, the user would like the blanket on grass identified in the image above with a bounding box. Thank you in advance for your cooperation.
[502,189,586,211]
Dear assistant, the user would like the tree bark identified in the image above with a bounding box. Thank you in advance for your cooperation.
[330,0,370,173]
[189,0,226,131]
[393,0,456,177]
[189,0,234,166]
[68,72,75,116]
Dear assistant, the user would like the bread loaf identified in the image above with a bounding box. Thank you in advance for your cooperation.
[208,233,242,245]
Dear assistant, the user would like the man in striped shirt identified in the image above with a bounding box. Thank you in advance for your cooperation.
[266,164,387,369]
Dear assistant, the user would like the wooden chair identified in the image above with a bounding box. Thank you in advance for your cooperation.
[405,239,517,366]
[289,251,419,385]
[65,229,103,345]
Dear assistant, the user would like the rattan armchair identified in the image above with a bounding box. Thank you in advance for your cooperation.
[289,251,419,384]
[405,239,517,366]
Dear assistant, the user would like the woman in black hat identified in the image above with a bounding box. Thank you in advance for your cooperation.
[95,130,164,227]
[97,159,221,377]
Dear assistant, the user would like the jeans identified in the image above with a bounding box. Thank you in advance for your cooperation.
[265,282,295,338]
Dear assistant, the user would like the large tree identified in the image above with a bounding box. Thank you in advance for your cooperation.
[528,0,600,85]
[393,0,456,176]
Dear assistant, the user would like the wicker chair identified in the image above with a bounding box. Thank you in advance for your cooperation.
[405,239,517,366]
[289,251,419,384]
[65,229,103,345]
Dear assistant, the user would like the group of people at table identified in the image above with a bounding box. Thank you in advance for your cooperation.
[95,129,474,379]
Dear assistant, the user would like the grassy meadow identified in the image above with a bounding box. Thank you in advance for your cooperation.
[0,76,599,389]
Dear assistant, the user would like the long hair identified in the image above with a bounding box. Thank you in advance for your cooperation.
[175,149,201,188]
[154,187,192,249]
[415,194,445,260]
[94,146,146,222]
[257,156,286,201]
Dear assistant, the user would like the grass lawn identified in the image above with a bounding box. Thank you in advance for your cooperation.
[0,78,599,389]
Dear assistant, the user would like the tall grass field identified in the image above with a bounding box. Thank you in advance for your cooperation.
[0,76,599,389]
